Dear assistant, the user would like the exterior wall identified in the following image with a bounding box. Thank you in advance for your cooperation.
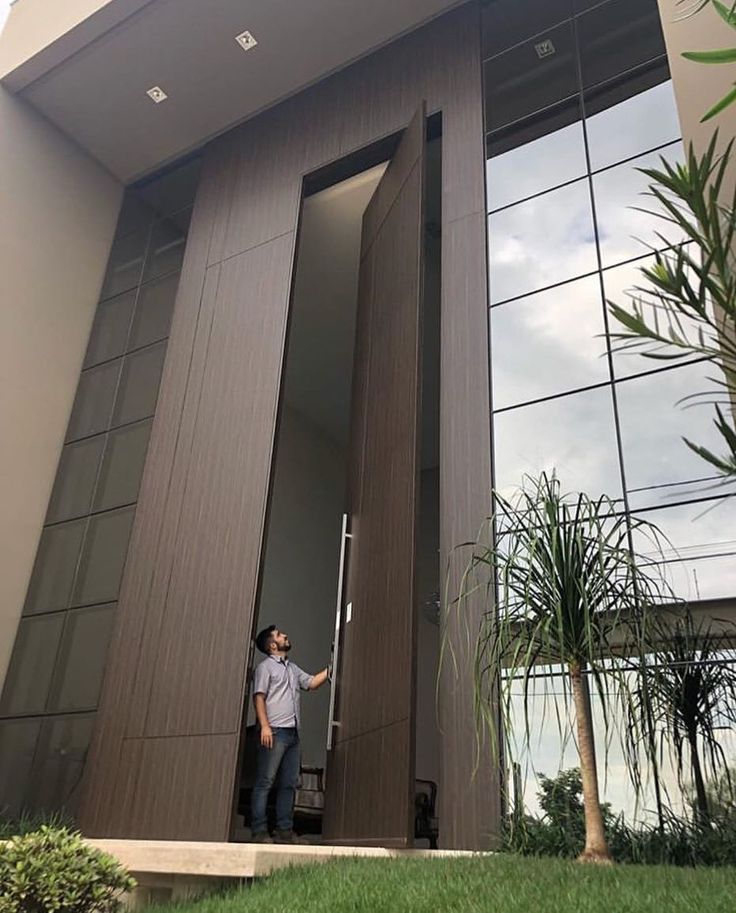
[80,1,497,849]
[658,0,736,158]
[0,86,122,691]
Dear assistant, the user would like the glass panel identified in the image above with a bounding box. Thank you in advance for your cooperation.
[143,209,191,283]
[493,386,622,499]
[24,519,86,615]
[486,103,587,210]
[507,668,666,820]
[0,615,64,715]
[111,342,166,427]
[100,229,148,300]
[577,0,666,89]
[488,178,597,303]
[93,419,152,512]
[0,719,41,817]
[129,271,180,349]
[602,247,702,380]
[586,79,681,172]
[484,22,579,134]
[65,359,121,442]
[115,193,154,240]
[659,554,736,602]
[617,362,736,507]
[28,715,96,816]
[482,0,572,59]
[71,506,135,607]
[633,499,736,601]
[50,604,116,712]
[46,435,105,524]
[83,290,136,368]
[593,141,686,268]
[137,158,201,217]
[490,275,609,409]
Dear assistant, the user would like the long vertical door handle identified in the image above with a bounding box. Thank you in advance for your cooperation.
[326,513,349,751]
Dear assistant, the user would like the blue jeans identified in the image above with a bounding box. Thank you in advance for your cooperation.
[251,727,300,833]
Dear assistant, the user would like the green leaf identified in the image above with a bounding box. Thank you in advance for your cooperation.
[702,82,736,121]
[683,47,736,63]
[713,0,736,28]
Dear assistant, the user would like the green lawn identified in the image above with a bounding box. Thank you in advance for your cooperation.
[144,854,734,913]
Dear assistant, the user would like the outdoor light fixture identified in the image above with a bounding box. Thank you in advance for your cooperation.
[534,38,556,59]
[235,30,258,52]
[146,86,168,104]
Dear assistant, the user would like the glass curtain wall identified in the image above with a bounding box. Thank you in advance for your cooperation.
[0,157,200,819]
[483,0,736,603]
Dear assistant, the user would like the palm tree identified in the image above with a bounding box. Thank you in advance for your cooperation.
[454,475,672,863]
[634,609,736,822]
[607,135,736,482]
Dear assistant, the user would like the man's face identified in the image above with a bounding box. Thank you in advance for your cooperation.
[271,629,291,653]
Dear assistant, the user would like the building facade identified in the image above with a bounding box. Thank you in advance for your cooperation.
[0,0,733,850]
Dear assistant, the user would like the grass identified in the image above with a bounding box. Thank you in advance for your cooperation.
[0,811,74,839]
[144,855,735,913]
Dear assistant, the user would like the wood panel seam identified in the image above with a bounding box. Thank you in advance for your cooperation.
[207,228,295,270]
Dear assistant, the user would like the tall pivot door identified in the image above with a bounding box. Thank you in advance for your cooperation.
[323,106,426,846]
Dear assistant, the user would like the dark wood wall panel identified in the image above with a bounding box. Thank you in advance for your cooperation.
[439,211,499,847]
[126,262,222,739]
[80,0,499,849]
[123,734,239,840]
[144,233,296,737]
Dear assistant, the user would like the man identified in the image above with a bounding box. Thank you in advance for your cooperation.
[250,625,329,844]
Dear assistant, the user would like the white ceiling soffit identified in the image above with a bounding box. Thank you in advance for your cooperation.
[18,0,460,181]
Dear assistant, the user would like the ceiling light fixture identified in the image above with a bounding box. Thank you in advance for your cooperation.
[235,30,258,52]
[146,86,168,104]
[534,39,556,60]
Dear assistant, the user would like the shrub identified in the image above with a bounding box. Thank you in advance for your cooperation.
[0,826,136,913]
[504,768,736,866]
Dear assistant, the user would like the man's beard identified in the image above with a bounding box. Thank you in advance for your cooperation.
[283,641,292,652]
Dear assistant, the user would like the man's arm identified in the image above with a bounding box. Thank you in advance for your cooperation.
[308,668,329,690]
[253,692,273,748]
[295,663,329,691]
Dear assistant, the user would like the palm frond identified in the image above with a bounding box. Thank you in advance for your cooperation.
[607,136,736,482]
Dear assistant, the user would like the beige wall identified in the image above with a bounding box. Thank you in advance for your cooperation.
[0,0,151,88]
[658,0,736,155]
[0,86,122,691]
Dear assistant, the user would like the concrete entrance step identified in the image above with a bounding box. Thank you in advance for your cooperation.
[88,839,481,908]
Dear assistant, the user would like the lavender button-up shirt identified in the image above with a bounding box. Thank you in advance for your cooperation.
[253,655,313,729]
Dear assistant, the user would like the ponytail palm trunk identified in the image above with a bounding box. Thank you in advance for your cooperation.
[570,662,610,861]
[454,475,671,863]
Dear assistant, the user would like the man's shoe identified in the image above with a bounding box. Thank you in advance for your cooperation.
[250,831,273,844]
[273,829,309,845]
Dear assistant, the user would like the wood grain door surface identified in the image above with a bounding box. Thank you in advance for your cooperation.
[322,106,426,846]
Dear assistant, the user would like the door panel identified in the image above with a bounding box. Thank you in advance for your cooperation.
[323,105,425,846]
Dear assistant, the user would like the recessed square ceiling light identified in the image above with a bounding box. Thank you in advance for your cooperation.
[534,39,556,60]
[146,86,168,104]
[235,30,258,52]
